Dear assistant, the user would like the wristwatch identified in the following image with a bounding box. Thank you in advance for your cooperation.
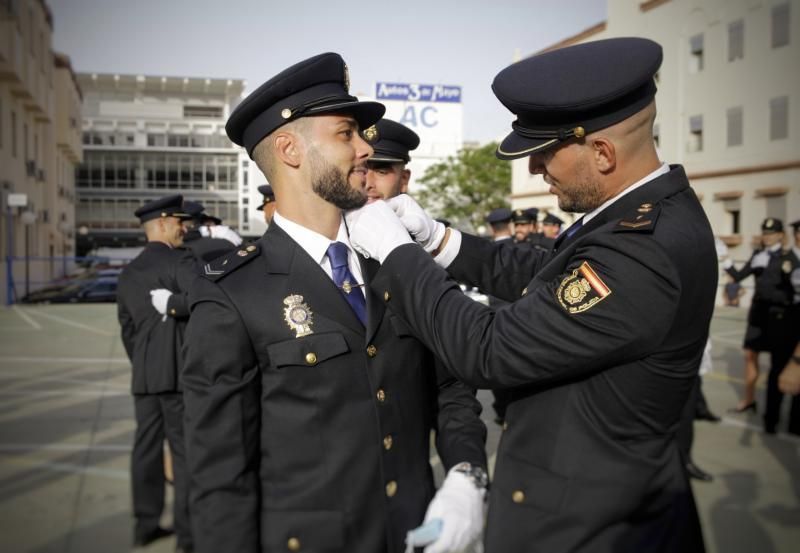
[452,462,490,490]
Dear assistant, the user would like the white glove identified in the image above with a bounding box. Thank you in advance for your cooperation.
[149,289,172,316]
[417,467,486,553]
[200,225,243,246]
[751,250,770,269]
[714,237,729,261]
[722,258,733,270]
[345,200,414,263]
[386,195,446,254]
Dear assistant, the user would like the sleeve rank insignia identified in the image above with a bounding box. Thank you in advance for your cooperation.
[557,261,612,314]
[614,202,661,233]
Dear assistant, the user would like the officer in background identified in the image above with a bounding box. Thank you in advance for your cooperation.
[256,184,277,224]
[540,212,564,239]
[116,195,195,552]
[364,118,419,203]
[512,208,534,244]
[485,207,513,242]
[348,37,714,552]
[182,201,240,262]
[724,218,791,428]
[779,221,800,401]
[182,53,487,553]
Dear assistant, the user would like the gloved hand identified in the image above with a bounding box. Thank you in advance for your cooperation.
[386,194,446,254]
[345,200,414,263]
[751,250,770,269]
[149,289,172,316]
[200,225,243,246]
[417,467,485,553]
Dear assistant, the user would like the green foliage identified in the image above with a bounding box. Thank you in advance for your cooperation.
[415,142,511,233]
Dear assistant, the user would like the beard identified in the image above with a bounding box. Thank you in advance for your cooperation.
[553,157,605,213]
[308,148,367,210]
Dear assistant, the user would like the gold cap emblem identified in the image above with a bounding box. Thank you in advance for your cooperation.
[281,108,292,119]
[573,126,586,138]
[283,294,314,338]
[362,125,378,143]
[343,62,350,92]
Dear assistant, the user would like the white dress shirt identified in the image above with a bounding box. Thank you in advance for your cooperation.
[272,210,365,285]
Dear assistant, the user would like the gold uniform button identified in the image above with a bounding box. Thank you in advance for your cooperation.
[366,344,377,358]
[169,308,176,316]
[376,389,386,403]
[383,291,391,301]
[386,480,398,497]
[383,435,393,450]
[512,490,525,504]
[305,352,317,365]
[246,244,256,252]
[287,537,301,551]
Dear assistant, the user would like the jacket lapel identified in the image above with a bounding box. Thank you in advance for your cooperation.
[261,224,365,336]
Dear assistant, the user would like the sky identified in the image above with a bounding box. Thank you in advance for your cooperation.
[49,0,606,144]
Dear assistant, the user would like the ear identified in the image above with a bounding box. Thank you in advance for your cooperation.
[400,168,411,193]
[590,136,616,173]
[274,131,303,169]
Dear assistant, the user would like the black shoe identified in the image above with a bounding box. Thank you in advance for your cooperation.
[686,461,713,482]
[696,409,721,422]
[728,401,757,414]
[134,526,174,547]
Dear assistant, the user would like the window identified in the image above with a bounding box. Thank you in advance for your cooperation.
[688,115,703,152]
[0,98,3,150]
[729,210,740,234]
[770,96,788,140]
[183,105,223,119]
[772,3,790,48]
[726,107,743,146]
[689,34,704,72]
[728,20,744,61]
[23,123,28,160]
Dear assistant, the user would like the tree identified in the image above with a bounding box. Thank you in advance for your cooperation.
[416,142,511,233]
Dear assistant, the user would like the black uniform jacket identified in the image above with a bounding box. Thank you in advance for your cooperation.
[182,222,486,553]
[117,241,197,394]
[183,230,237,262]
[372,166,716,553]
[727,248,796,305]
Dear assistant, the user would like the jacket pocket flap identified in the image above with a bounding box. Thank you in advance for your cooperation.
[267,332,350,368]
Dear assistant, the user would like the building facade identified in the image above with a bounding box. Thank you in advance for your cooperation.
[511,0,799,265]
[0,0,83,300]
[75,73,247,253]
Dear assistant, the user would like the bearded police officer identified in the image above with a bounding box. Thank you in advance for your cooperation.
[182,53,487,553]
[117,195,196,552]
[348,38,715,552]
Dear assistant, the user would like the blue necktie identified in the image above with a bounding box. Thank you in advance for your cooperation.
[563,217,584,240]
[326,242,367,326]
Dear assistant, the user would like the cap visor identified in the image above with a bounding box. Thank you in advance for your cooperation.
[496,130,561,161]
[307,100,386,131]
[369,154,406,163]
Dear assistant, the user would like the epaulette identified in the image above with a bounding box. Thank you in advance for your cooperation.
[202,243,261,282]
[613,202,661,233]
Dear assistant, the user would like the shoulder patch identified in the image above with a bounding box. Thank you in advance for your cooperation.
[614,202,661,233]
[203,243,261,282]
[556,261,612,314]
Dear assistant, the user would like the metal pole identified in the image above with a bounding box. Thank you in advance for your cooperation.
[24,224,30,297]
[5,205,13,306]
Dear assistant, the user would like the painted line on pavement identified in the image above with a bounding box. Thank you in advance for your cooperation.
[0,390,127,397]
[2,456,129,480]
[24,309,116,336]
[0,374,128,390]
[720,416,800,444]
[0,443,132,452]
[11,306,42,330]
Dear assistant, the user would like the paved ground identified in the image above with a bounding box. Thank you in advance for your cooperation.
[0,303,797,552]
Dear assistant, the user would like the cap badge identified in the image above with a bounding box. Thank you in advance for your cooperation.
[281,108,292,119]
[283,294,314,338]
[573,126,586,138]
[783,260,792,274]
[362,125,378,143]
[343,62,350,92]
[765,218,774,228]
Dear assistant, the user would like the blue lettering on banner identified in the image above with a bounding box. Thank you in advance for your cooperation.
[399,106,440,128]
[376,82,461,103]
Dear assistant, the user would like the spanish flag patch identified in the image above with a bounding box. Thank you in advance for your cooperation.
[556,261,612,314]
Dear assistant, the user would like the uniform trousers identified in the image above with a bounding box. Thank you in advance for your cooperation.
[764,305,800,435]
[132,393,192,547]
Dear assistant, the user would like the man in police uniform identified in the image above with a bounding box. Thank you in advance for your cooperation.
[117,195,196,552]
[512,207,553,253]
[363,118,419,203]
[182,201,241,262]
[540,212,564,239]
[256,183,277,224]
[348,38,714,552]
[182,53,487,553]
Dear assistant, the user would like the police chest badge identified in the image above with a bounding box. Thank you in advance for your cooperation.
[556,261,612,314]
[283,294,314,337]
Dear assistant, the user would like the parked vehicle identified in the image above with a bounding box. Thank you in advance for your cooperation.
[20,276,119,304]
